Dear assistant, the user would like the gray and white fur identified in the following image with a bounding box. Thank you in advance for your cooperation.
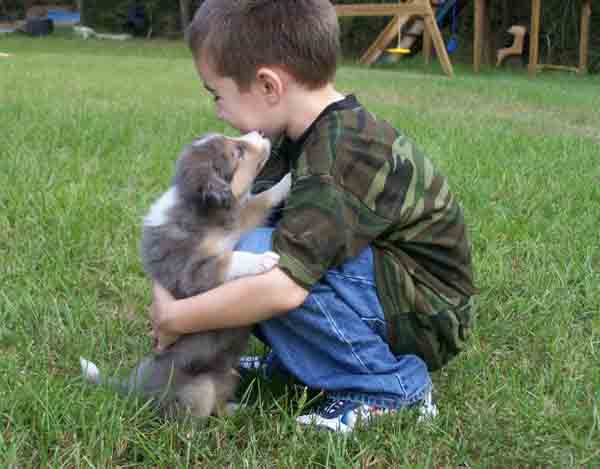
[81,131,291,419]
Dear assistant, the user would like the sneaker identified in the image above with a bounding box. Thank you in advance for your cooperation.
[296,390,438,433]
[296,398,393,433]
[238,351,280,379]
[417,389,439,422]
[238,355,266,377]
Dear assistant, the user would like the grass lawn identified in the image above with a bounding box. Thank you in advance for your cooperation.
[1,33,599,467]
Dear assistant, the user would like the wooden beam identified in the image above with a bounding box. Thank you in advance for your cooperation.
[539,64,578,72]
[335,4,428,17]
[578,0,592,75]
[423,17,432,65]
[423,2,441,68]
[528,0,541,77]
[336,1,453,78]
[424,13,453,77]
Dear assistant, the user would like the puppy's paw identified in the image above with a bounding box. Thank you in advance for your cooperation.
[227,251,280,280]
[269,173,292,205]
[224,401,242,415]
[257,251,280,272]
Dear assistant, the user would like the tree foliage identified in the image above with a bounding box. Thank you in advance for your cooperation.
[79,0,201,36]
[4,0,597,72]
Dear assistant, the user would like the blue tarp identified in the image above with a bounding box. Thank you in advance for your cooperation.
[47,10,80,25]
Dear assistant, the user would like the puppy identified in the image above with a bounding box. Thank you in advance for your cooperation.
[81,131,291,419]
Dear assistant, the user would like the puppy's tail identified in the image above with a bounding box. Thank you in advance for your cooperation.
[80,357,132,395]
[80,357,102,384]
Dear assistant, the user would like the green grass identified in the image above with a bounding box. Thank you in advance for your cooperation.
[1,33,599,468]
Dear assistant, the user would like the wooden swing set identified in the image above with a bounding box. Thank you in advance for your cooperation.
[474,0,593,76]
[335,0,454,77]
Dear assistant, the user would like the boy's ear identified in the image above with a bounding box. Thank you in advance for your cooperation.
[255,67,283,105]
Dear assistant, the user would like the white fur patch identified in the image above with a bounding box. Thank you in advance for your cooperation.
[233,131,271,154]
[225,251,280,281]
[235,131,262,146]
[80,357,100,383]
[143,187,178,227]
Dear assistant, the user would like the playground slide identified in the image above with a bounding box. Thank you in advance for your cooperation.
[394,0,466,57]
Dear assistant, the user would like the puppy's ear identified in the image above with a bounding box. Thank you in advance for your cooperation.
[175,139,235,210]
[200,177,234,209]
[175,159,233,210]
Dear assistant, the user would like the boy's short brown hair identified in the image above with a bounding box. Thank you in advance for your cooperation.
[187,0,339,91]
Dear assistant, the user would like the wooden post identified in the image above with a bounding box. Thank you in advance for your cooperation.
[528,0,542,77]
[424,13,453,77]
[335,1,453,78]
[474,0,486,72]
[578,0,592,75]
[423,17,432,65]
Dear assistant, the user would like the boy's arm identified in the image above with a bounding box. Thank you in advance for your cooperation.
[151,267,308,350]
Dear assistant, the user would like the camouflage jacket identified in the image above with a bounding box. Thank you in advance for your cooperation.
[256,95,476,370]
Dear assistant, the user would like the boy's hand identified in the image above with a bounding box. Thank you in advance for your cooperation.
[150,282,179,352]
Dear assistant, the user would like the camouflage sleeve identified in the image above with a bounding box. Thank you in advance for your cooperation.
[272,172,394,289]
[269,112,404,289]
[271,175,345,289]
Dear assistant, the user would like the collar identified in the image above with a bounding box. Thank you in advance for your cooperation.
[283,94,360,166]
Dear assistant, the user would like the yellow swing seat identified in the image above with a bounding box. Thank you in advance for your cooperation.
[385,47,410,55]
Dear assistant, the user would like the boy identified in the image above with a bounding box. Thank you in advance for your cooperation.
[150,0,476,433]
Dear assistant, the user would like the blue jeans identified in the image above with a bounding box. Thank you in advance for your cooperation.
[236,228,432,409]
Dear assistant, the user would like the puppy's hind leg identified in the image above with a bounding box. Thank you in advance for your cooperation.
[174,369,241,419]
[174,374,218,419]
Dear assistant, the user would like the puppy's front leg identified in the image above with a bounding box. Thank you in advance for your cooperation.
[238,173,291,231]
[225,251,280,281]
[261,172,292,208]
